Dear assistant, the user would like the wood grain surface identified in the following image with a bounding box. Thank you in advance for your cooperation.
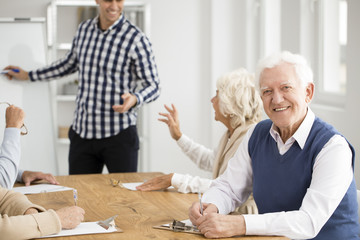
[22,172,289,240]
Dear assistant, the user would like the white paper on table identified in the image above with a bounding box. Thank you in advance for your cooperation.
[121,182,143,190]
[12,184,73,194]
[39,222,119,238]
[121,182,174,191]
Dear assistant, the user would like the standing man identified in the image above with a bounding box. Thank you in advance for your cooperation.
[189,51,359,239]
[5,0,160,174]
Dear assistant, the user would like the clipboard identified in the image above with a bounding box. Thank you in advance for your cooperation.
[153,219,201,235]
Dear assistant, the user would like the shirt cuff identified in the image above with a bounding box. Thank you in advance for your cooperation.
[243,214,266,235]
[32,209,62,236]
[176,134,189,148]
[4,127,21,137]
[171,173,184,189]
[17,169,24,182]
[28,70,36,81]
[133,93,142,109]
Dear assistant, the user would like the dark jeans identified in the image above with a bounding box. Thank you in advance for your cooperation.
[68,126,139,174]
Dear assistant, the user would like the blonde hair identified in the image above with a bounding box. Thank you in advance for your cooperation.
[216,68,262,128]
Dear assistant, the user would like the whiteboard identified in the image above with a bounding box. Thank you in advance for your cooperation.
[0,18,56,174]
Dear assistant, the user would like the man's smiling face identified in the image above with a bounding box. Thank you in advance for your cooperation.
[259,62,313,135]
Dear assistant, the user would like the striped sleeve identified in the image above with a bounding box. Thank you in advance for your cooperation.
[29,34,79,81]
[132,35,160,107]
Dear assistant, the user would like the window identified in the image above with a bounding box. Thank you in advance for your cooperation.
[315,0,347,105]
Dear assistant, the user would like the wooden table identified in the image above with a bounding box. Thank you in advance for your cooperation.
[23,172,288,240]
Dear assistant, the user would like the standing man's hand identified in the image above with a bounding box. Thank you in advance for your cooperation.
[3,65,29,80]
[6,105,25,129]
[22,171,60,186]
[158,104,182,140]
[112,93,137,113]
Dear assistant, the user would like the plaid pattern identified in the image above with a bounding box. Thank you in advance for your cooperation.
[30,14,160,139]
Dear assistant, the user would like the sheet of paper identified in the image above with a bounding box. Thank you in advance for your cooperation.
[122,182,174,191]
[12,184,73,194]
[39,222,118,238]
[121,182,143,190]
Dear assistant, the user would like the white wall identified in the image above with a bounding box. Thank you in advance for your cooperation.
[140,0,249,177]
[0,2,57,175]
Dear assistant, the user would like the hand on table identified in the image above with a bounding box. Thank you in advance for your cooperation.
[22,171,59,186]
[136,173,174,191]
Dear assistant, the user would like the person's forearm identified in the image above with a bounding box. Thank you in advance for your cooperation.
[176,134,214,172]
[172,173,212,193]
[0,128,21,189]
[0,210,61,239]
[133,38,160,106]
[29,43,78,81]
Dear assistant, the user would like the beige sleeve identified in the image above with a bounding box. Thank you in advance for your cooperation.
[0,187,61,239]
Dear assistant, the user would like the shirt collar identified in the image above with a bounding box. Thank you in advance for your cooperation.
[269,108,315,149]
[93,14,124,32]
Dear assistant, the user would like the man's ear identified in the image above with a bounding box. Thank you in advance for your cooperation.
[305,82,315,103]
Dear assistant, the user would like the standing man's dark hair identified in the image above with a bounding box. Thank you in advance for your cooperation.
[4,0,160,174]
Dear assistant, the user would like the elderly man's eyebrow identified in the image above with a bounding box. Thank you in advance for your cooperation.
[280,81,292,85]
[260,81,294,90]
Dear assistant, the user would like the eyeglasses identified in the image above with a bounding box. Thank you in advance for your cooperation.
[109,178,125,188]
[0,102,28,136]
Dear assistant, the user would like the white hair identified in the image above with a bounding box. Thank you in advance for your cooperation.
[216,68,262,128]
[255,51,314,89]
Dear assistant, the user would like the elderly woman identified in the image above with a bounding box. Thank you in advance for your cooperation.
[137,68,262,213]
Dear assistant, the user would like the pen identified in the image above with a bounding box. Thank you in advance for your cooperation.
[1,69,20,74]
[198,192,203,215]
[73,189,78,206]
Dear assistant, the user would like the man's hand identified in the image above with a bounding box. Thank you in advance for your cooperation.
[112,93,137,113]
[5,105,25,129]
[189,202,246,238]
[196,213,246,238]
[56,206,85,229]
[136,173,174,191]
[3,65,29,80]
[158,104,182,140]
[189,202,218,225]
[22,171,60,186]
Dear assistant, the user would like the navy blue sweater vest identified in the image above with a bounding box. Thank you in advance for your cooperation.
[248,118,359,239]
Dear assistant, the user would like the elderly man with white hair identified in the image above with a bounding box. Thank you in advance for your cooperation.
[189,51,359,240]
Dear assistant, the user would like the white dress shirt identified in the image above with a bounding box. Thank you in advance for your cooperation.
[203,109,354,239]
